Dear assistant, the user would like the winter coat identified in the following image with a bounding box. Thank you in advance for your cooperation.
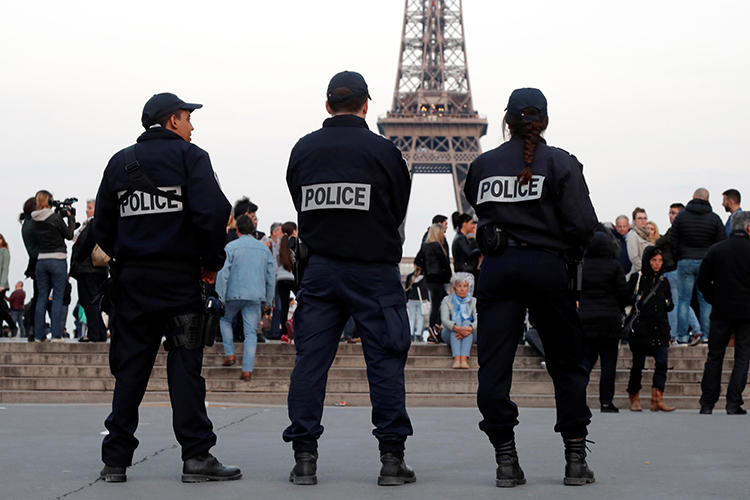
[625,228,651,276]
[215,235,275,304]
[30,208,75,258]
[627,246,673,349]
[451,232,480,273]
[422,241,452,284]
[697,232,750,322]
[578,232,630,338]
[669,199,726,261]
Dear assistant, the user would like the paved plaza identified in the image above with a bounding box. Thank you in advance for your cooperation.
[0,403,744,499]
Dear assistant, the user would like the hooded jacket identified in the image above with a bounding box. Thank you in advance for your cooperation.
[627,246,673,348]
[669,199,725,260]
[30,208,75,259]
[578,231,630,337]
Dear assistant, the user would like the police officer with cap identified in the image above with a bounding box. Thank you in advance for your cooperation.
[463,88,598,487]
[283,71,415,486]
[94,92,241,483]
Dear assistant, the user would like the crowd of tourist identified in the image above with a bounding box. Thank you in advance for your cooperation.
[1,186,746,411]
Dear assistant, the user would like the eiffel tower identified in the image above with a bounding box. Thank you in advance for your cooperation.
[378,0,487,214]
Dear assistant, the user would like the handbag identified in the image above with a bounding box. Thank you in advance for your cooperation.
[91,244,110,268]
[620,275,665,339]
[416,287,431,316]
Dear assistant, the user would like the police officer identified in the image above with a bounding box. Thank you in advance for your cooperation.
[463,88,598,487]
[283,71,415,486]
[93,93,241,483]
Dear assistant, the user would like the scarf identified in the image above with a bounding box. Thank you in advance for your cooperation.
[450,293,474,326]
[632,224,650,242]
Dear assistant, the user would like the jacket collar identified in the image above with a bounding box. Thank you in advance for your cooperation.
[322,114,369,130]
[136,126,185,143]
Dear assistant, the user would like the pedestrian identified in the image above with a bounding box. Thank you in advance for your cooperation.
[8,282,26,338]
[613,215,632,274]
[625,246,675,412]
[440,273,477,369]
[276,222,298,344]
[69,198,108,342]
[268,222,284,340]
[404,265,429,342]
[721,189,742,237]
[464,87,598,487]
[422,223,452,333]
[93,92,240,483]
[215,214,275,381]
[669,188,726,345]
[451,213,481,283]
[645,221,660,244]
[0,234,17,336]
[578,231,630,413]
[30,191,76,342]
[697,211,750,415]
[626,207,652,276]
[283,71,414,486]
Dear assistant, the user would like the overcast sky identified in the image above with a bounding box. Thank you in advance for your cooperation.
[1,0,749,295]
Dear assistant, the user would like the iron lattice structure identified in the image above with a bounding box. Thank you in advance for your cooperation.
[378,0,487,214]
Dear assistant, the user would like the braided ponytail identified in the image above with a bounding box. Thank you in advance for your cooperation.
[503,110,549,186]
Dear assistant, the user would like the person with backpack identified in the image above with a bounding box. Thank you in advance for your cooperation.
[625,246,675,412]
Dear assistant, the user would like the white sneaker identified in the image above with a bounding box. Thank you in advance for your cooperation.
[51,338,65,343]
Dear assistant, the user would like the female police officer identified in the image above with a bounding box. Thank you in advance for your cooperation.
[463,88,598,487]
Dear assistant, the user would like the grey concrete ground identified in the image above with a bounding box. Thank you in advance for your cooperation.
[0,403,745,500]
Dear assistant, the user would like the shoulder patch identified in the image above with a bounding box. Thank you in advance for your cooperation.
[301,182,371,212]
[477,175,545,204]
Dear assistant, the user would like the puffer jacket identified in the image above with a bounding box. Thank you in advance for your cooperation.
[627,246,673,349]
[578,232,630,337]
[669,199,726,260]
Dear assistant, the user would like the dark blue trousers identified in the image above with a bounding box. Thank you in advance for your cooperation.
[476,249,591,445]
[101,267,216,466]
[282,255,413,455]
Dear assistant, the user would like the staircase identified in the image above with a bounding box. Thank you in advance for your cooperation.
[0,341,744,409]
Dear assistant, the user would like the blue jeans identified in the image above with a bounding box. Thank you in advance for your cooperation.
[441,327,474,357]
[665,270,703,341]
[9,310,25,337]
[34,259,67,340]
[676,260,711,341]
[220,300,261,372]
[407,300,425,341]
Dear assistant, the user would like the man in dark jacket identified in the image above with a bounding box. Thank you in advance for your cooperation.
[669,188,726,344]
[70,199,108,342]
[697,211,750,414]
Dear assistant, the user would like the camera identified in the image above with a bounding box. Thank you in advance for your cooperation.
[52,197,78,216]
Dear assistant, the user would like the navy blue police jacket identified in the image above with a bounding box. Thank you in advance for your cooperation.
[463,135,598,253]
[286,114,411,264]
[93,127,231,273]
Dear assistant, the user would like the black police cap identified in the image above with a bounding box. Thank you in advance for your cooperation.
[506,88,548,123]
[141,92,203,129]
[326,71,372,103]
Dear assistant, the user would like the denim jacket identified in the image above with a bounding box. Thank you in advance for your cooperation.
[216,235,275,304]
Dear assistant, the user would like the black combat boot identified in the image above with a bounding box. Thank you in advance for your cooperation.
[182,453,242,483]
[378,452,416,486]
[563,438,595,486]
[289,451,318,485]
[494,440,526,487]
[100,465,127,483]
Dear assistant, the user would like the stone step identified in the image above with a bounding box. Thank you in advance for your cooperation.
[0,365,744,385]
[0,389,730,410]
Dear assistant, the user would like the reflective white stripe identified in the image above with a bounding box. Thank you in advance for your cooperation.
[477,175,545,204]
[117,186,183,217]
[300,183,371,212]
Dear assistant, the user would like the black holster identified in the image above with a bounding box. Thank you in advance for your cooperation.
[477,224,508,256]
[163,313,206,351]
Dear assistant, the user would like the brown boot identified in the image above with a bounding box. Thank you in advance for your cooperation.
[240,371,252,381]
[628,392,642,412]
[222,355,236,367]
[650,387,675,412]
[452,357,461,369]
